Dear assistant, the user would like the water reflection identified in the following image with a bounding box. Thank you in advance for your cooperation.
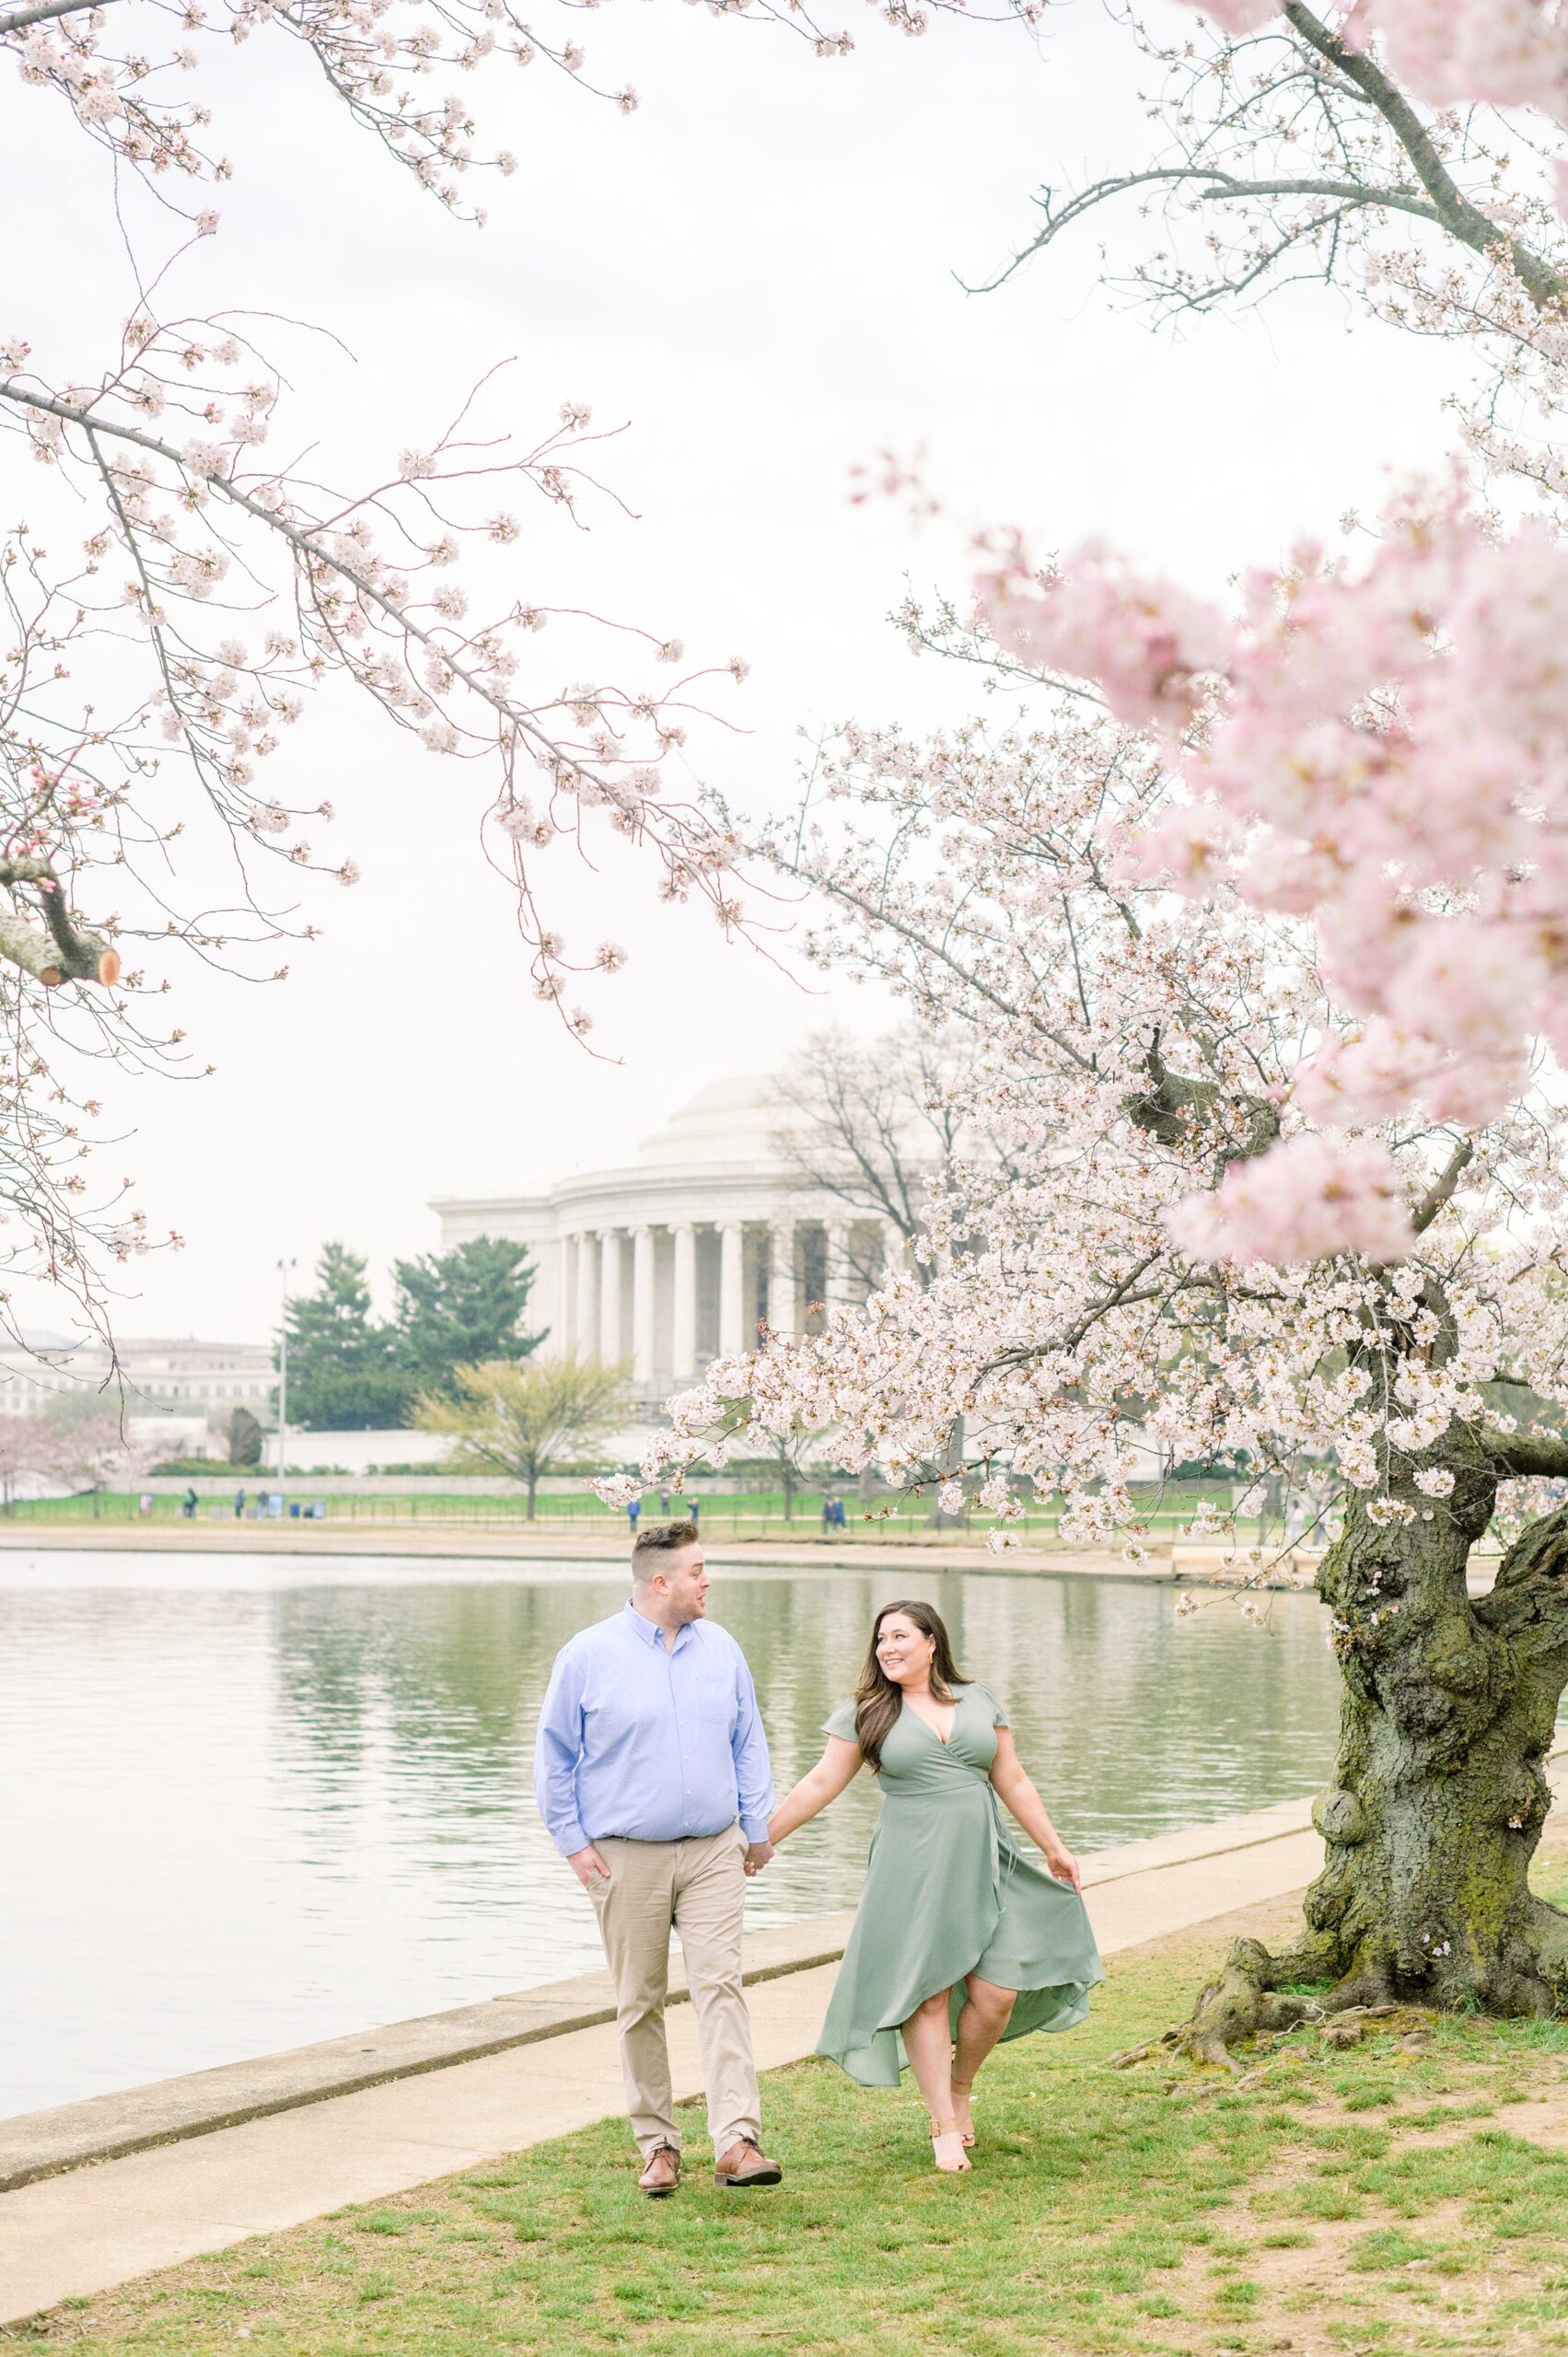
[0,1555,1338,2117]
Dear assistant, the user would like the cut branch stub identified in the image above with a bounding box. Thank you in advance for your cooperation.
[1122,1055,1280,1162]
[0,862,117,988]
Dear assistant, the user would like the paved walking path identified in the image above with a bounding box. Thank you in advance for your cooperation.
[0,1795,1327,2326]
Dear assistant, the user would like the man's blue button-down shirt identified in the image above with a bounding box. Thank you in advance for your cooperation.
[533,1603,774,1856]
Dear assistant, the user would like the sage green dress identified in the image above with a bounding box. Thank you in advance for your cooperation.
[816,1681,1103,2087]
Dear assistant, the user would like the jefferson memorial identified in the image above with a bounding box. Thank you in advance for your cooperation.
[430,1074,903,1405]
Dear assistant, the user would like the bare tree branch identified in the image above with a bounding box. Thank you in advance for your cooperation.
[1481,1429,1568,1480]
[0,0,110,29]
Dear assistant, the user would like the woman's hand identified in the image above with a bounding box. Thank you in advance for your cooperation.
[1044,1842,1082,1892]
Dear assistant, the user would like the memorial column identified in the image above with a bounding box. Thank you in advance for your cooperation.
[598,1228,624,1364]
[631,1225,656,1391]
[768,1219,795,1339]
[575,1230,596,1358]
[824,1221,851,1316]
[718,1222,745,1358]
[671,1224,698,1382]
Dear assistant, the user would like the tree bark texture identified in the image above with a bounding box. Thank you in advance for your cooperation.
[1185,1444,1568,2061]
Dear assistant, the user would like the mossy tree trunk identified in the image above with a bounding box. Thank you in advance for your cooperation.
[1185,1432,1568,2060]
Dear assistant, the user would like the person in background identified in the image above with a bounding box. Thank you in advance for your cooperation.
[627,1495,641,1537]
[234,1486,247,1520]
[534,1521,781,2200]
[181,1485,198,1521]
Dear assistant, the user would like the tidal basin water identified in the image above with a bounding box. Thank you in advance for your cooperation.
[0,1553,1342,2118]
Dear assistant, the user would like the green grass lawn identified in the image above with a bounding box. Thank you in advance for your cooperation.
[0,1490,1045,1540]
[2,1487,1257,1545]
[20,1875,1568,2355]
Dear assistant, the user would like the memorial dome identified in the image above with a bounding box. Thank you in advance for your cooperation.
[433,1070,898,1402]
[635,1074,788,1168]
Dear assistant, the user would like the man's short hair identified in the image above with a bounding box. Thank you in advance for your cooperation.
[632,1519,701,1582]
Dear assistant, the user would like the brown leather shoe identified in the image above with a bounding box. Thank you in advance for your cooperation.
[713,2138,783,2189]
[637,2143,680,2198]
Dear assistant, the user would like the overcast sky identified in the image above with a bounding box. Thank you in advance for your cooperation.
[5,0,1464,1343]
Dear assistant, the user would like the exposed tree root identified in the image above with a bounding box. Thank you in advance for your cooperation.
[1113,1905,1568,2080]
[1111,1934,1422,2077]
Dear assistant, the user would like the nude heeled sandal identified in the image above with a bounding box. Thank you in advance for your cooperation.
[949,2076,977,2148]
[929,2117,972,2174]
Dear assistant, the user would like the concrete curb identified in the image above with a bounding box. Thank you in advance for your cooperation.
[0,1914,856,2196]
[6,1767,1551,2209]
[0,1795,1330,2195]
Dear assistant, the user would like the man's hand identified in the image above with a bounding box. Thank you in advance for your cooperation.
[743,1840,774,1877]
[568,1843,611,1889]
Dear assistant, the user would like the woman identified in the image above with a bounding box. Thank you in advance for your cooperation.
[768,1598,1103,2173]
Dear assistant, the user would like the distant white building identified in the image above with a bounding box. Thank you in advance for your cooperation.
[0,1335,274,1447]
[431,1074,903,1406]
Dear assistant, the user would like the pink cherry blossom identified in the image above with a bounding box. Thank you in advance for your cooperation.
[1172,0,1568,132]
[979,542,1231,733]
[1164,1134,1413,1269]
[976,481,1568,1258]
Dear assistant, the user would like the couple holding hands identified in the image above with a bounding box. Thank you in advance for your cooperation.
[533,1519,1102,2194]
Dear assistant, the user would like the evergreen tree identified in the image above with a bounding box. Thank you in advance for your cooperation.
[392,1237,543,1394]
[226,1406,264,1467]
[280,1244,411,1431]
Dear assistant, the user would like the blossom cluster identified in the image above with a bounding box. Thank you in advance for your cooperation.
[1175,0,1568,134]
[977,483,1568,1259]
[1163,1134,1412,1269]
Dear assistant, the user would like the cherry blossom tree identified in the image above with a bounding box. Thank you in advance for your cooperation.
[1172,2,1568,137]
[629,3,1568,2048]
[978,5,1568,493]
[635,679,1568,2046]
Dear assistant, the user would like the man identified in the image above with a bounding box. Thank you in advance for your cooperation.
[534,1520,783,2198]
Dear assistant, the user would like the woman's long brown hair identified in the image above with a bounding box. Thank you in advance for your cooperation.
[853,1598,970,1771]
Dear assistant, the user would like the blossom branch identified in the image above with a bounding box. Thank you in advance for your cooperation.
[1281,2,1566,310]
[1411,1137,1475,1237]
[0,0,112,28]
[1481,1429,1568,1480]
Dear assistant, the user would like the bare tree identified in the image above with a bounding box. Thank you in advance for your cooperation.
[772,1027,972,1295]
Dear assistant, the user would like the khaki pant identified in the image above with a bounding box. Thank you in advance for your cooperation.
[588,1827,759,2160]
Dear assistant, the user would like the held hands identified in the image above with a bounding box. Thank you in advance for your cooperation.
[568,1844,611,1889]
[569,1840,774,1883]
